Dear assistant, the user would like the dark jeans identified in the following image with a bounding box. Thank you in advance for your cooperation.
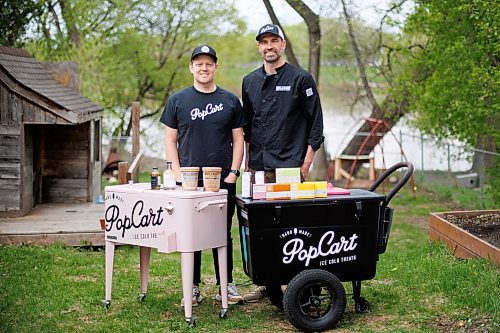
[193,181,236,285]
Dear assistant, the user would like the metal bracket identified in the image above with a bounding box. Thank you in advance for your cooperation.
[164,202,174,215]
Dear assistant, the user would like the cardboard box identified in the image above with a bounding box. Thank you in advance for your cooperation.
[252,184,267,200]
[276,167,301,184]
[266,183,291,200]
[304,181,327,198]
[291,182,315,199]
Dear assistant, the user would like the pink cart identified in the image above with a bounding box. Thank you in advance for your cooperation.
[102,183,229,326]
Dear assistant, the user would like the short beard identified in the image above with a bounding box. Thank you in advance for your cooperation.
[264,53,281,63]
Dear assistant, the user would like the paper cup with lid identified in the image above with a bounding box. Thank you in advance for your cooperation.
[180,167,199,190]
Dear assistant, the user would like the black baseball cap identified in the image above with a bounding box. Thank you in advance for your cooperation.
[256,24,285,41]
[191,45,218,63]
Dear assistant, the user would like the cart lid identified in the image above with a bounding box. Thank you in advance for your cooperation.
[105,183,227,198]
[236,189,385,206]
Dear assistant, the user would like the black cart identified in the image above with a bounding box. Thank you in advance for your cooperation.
[236,162,414,332]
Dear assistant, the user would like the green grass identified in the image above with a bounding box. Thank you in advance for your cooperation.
[1,188,498,332]
[412,170,498,210]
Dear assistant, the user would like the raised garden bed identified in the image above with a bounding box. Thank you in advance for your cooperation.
[429,210,500,265]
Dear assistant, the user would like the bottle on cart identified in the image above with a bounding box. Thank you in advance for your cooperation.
[242,172,252,198]
[163,161,176,190]
[151,167,161,190]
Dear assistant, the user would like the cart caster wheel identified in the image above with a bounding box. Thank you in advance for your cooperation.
[137,293,147,302]
[102,300,111,309]
[219,308,228,319]
[185,317,196,327]
[355,298,370,313]
[265,283,284,310]
[283,269,346,333]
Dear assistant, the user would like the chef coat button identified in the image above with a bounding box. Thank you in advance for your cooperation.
[263,123,266,127]
[273,98,277,102]
[263,146,267,150]
[261,98,266,103]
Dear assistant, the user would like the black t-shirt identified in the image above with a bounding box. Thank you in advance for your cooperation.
[160,86,246,179]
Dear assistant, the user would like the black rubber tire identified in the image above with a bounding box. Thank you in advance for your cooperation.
[354,297,370,313]
[265,283,284,310]
[283,269,346,333]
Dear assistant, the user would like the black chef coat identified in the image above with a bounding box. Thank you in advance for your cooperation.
[242,62,324,171]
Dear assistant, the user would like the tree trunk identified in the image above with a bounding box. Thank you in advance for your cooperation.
[262,0,300,67]
[338,0,410,176]
[58,0,80,48]
[285,0,321,82]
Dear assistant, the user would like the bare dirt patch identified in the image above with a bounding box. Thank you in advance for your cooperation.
[430,313,494,333]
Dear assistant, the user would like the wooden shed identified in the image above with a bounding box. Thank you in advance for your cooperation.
[0,46,103,217]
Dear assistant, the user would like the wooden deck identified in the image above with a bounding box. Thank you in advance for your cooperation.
[0,203,105,246]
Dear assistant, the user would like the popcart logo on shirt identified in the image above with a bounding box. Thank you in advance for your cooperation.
[191,103,224,120]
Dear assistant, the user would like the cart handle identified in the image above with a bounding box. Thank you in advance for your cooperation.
[195,199,227,212]
[368,162,414,204]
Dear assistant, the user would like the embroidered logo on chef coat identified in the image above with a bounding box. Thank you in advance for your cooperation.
[276,85,291,92]
[306,88,313,97]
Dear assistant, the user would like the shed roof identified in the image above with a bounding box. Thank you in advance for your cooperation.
[0,46,103,124]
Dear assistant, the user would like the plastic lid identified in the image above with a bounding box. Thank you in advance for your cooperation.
[180,167,200,172]
[202,167,222,171]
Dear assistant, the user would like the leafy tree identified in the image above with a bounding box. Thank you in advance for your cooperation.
[0,0,41,46]
[402,0,499,148]
[399,0,499,189]
[25,0,244,138]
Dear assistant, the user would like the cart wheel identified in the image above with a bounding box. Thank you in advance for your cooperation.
[283,269,346,333]
[102,300,111,309]
[265,283,284,310]
[185,317,197,327]
[355,297,370,313]
[219,308,228,319]
[137,293,147,302]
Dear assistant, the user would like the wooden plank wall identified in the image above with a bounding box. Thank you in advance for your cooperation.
[1,83,22,215]
[42,123,90,203]
[0,125,21,214]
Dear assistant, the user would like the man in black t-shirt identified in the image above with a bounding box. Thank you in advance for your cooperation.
[160,45,246,306]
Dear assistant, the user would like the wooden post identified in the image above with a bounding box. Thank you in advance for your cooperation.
[118,161,129,185]
[334,158,341,181]
[131,102,140,183]
[368,157,376,181]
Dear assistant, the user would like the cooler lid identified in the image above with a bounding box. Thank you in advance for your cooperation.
[105,183,227,198]
[105,183,150,193]
[152,187,228,199]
